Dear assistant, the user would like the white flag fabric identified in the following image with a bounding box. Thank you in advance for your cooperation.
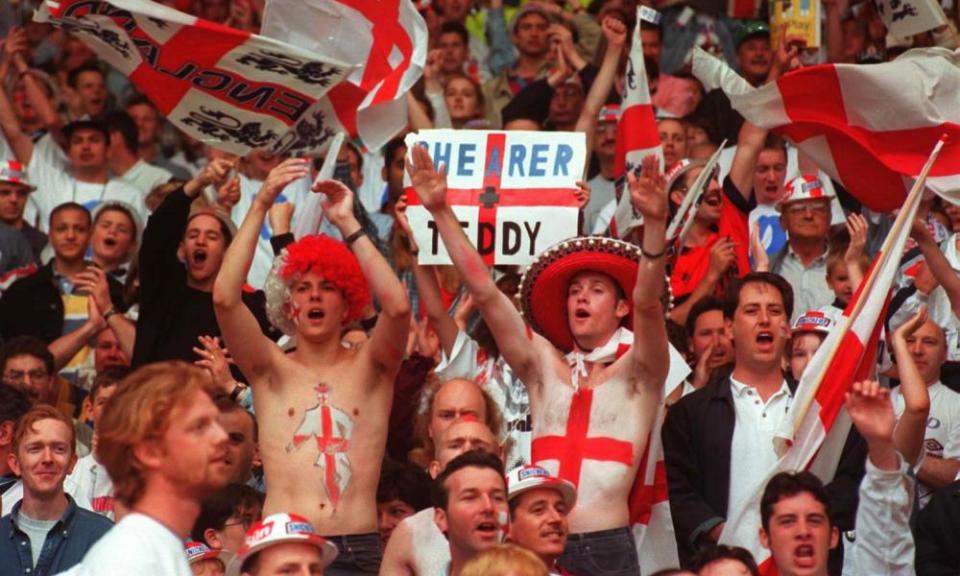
[875,0,947,39]
[610,8,663,238]
[692,46,960,212]
[261,0,428,151]
[37,0,355,156]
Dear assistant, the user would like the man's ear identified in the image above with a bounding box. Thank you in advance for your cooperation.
[0,421,15,448]
[428,460,441,479]
[669,189,685,208]
[176,242,186,264]
[203,527,223,550]
[759,526,770,550]
[615,298,630,320]
[8,452,21,477]
[434,507,448,535]
[132,439,163,471]
[829,525,839,550]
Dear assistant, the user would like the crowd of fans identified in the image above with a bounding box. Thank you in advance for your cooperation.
[0,0,959,574]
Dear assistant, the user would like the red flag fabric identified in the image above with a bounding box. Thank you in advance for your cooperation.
[692,47,960,212]
[260,0,428,151]
[38,0,354,156]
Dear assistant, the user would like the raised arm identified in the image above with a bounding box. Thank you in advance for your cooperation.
[0,30,36,164]
[726,120,768,204]
[627,154,670,392]
[395,192,459,355]
[574,16,625,138]
[912,218,960,318]
[311,178,411,375]
[213,159,311,379]
[889,308,932,467]
[407,144,546,387]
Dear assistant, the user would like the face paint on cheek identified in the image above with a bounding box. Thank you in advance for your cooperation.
[289,304,302,326]
[780,323,791,339]
[497,510,509,544]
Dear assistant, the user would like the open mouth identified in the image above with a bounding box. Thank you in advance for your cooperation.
[703,193,721,207]
[475,521,498,537]
[103,237,117,248]
[574,308,590,319]
[307,308,325,321]
[756,331,774,345]
[192,249,207,264]
[794,544,815,564]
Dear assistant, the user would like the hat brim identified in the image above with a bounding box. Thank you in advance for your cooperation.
[190,549,235,566]
[510,477,578,511]
[520,237,640,353]
[0,178,36,192]
[226,536,338,576]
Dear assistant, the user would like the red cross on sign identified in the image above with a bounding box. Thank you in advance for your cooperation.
[406,132,581,266]
[531,389,635,488]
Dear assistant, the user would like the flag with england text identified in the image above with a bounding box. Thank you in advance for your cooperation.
[692,46,960,212]
[261,0,428,151]
[718,138,945,574]
[611,8,663,238]
[37,0,354,156]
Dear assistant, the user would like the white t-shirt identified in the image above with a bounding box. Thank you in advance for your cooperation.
[65,453,114,520]
[59,512,191,576]
[584,174,617,236]
[891,381,960,507]
[27,134,148,232]
[119,159,172,196]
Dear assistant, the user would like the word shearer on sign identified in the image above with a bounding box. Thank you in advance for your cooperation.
[403,129,587,266]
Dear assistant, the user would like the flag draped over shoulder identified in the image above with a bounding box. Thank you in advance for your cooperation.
[718,138,946,573]
[37,0,356,156]
[261,0,428,151]
[692,46,960,212]
[611,8,663,238]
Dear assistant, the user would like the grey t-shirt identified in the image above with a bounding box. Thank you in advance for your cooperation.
[16,510,57,568]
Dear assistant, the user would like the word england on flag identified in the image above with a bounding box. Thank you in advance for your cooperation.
[403,130,586,266]
[37,0,355,156]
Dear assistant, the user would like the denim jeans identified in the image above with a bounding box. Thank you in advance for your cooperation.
[324,532,382,575]
[558,526,641,576]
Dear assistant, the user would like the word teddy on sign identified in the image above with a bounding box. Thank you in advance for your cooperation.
[403,129,587,266]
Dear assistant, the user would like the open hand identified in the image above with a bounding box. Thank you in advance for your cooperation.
[845,380,896,446]
[627,155,668,223]
[405,144,449,212]
[258,158,310,209]
[313,178,356,227]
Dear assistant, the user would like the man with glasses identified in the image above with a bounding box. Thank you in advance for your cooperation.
[191,483,264,554]
[769,176,835,321]
[0,336,56,405]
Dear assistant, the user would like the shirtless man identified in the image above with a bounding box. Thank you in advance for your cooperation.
[380,417,503,575]
[408,147,670,575]
[213,158,410,575]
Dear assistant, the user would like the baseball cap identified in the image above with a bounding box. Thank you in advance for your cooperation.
[63,119,110,143]
[506,465,577,510]
[187,204,238,242]
[791,309,839,336]
[735,21,770,49]
[0,160,35,191]
[185,541,234,567]
[776,175,834,211]
[225,513,338,576]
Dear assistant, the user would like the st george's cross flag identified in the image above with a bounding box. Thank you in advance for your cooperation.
[261,0,428,151]
[37,0,357,156]
[610,7,663,238]
[718,138,947,574]
[692,46,960,212]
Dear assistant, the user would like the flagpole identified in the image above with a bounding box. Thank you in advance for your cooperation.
[790,135,948,433]
[665,139,727,243]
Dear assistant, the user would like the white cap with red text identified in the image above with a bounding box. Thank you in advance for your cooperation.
[225,513,338,576]
[506,465,577,509]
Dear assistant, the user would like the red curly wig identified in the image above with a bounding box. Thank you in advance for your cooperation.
[278,235,371,323]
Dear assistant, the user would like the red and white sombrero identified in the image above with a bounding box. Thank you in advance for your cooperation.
[776,175,833,211]
[519,236,641,353]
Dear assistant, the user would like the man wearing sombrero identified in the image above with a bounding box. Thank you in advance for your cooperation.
[408,147,670,576]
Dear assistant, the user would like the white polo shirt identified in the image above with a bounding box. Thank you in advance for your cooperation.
[727,377,793,526]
